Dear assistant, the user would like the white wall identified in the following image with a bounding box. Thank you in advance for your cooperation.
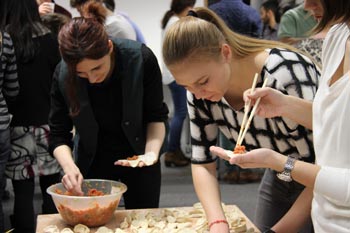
[55,0,205,65]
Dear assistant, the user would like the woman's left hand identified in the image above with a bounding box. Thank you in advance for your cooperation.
[210,146,283,170]
[114,152,158,167]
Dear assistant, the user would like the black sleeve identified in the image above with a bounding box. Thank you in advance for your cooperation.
[141,44,169,123]
[48,33,61,75]
[48,62,74,155]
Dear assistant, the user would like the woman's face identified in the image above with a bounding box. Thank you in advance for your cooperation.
[76,41,113,84]
[304,0,323,21]
[169,44,232,102]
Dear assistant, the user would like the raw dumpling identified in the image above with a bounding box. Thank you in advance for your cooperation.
[73,224,90,233]
[61,228,74,233]
[43,225,59,233]
[95,226,113,233]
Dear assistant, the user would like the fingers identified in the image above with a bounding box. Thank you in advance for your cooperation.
[210,146,233,161]
[114,153,157,167]
[61,173,84,196]
[38,4,52,14]
[228,154,246,165]
[114,160,129,166]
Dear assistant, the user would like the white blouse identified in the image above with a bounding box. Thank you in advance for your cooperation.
[312,23,350,233]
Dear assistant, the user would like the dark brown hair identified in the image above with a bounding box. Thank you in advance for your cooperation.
[161,0,196,29]
[81,1,107,24]
[58,17,109,116]
[316,0,350,32]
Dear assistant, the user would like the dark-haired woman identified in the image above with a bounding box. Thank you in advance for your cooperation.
[49,11,168,209]
[161,0,196,167]
[0,0,61,232]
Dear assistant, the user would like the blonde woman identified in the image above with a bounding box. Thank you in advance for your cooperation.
[163,7,319,233]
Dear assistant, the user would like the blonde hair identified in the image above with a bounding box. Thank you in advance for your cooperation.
[163,7,302,67]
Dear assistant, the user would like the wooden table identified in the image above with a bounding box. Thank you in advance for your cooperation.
[36,205,260,232]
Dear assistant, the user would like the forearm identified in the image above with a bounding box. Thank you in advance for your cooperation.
[53,144,76,172]
[282,96,313,130]
[272,153,320,188]
[192,163,226,222]
[272,187,313,233]
[145,122,166,156]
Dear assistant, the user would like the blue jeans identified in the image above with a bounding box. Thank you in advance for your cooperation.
[167,81,187,152]
[0,128,10,232]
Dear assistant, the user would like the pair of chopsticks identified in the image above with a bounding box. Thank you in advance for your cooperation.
[236,73,269,147]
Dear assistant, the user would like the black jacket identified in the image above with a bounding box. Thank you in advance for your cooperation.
[49,39,168,175]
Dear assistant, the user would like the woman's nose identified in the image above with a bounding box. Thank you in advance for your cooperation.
[87,73,98,83]
[193,88,206,99]
[304,0,317,11]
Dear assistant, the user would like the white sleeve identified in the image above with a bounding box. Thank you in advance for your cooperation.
[314,166,350,205]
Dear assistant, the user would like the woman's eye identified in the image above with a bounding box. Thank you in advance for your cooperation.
[199,79,208,86]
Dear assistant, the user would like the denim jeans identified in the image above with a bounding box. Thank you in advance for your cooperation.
[167,81,188,152]
[0,128,10,232]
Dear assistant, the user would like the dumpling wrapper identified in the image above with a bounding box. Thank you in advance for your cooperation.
[43,225,59,233]
[61,228,74,233]
[139,153,156,166]
[119,153,157,167]
[95,226,113,233]
[225,150,244,159]
[73,224,90,233]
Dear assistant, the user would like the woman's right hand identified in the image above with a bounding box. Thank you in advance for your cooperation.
[244,87,288,119]
[38,2,54,15]
[61,165,84,196]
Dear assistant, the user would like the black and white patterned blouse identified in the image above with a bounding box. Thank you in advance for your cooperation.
[189,48,320,164]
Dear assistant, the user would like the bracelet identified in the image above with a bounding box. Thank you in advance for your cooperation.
[208,219,229,229]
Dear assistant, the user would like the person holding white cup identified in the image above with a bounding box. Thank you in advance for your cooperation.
[37,0,72,18]
[37,0,55,14]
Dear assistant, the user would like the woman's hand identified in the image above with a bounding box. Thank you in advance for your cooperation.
[244,87,288,119]
[38,2,54,15]
[114,152,158,167]
[210,146,285,171]
[61,164,84,196]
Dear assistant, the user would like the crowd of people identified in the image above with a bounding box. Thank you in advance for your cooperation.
[0,0,349,233]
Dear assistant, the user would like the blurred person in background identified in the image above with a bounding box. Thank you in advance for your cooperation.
[70,0,136,40]
[260,0,280,40]
[209,0,262,38]
[0,30,18,233]
[102,0,146,44]
[294,0,329,66]
[41,13,70,38]
[277,2,317,45]
[37,0,72,18]
[161,0,196,167]
[0,0,62,232]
